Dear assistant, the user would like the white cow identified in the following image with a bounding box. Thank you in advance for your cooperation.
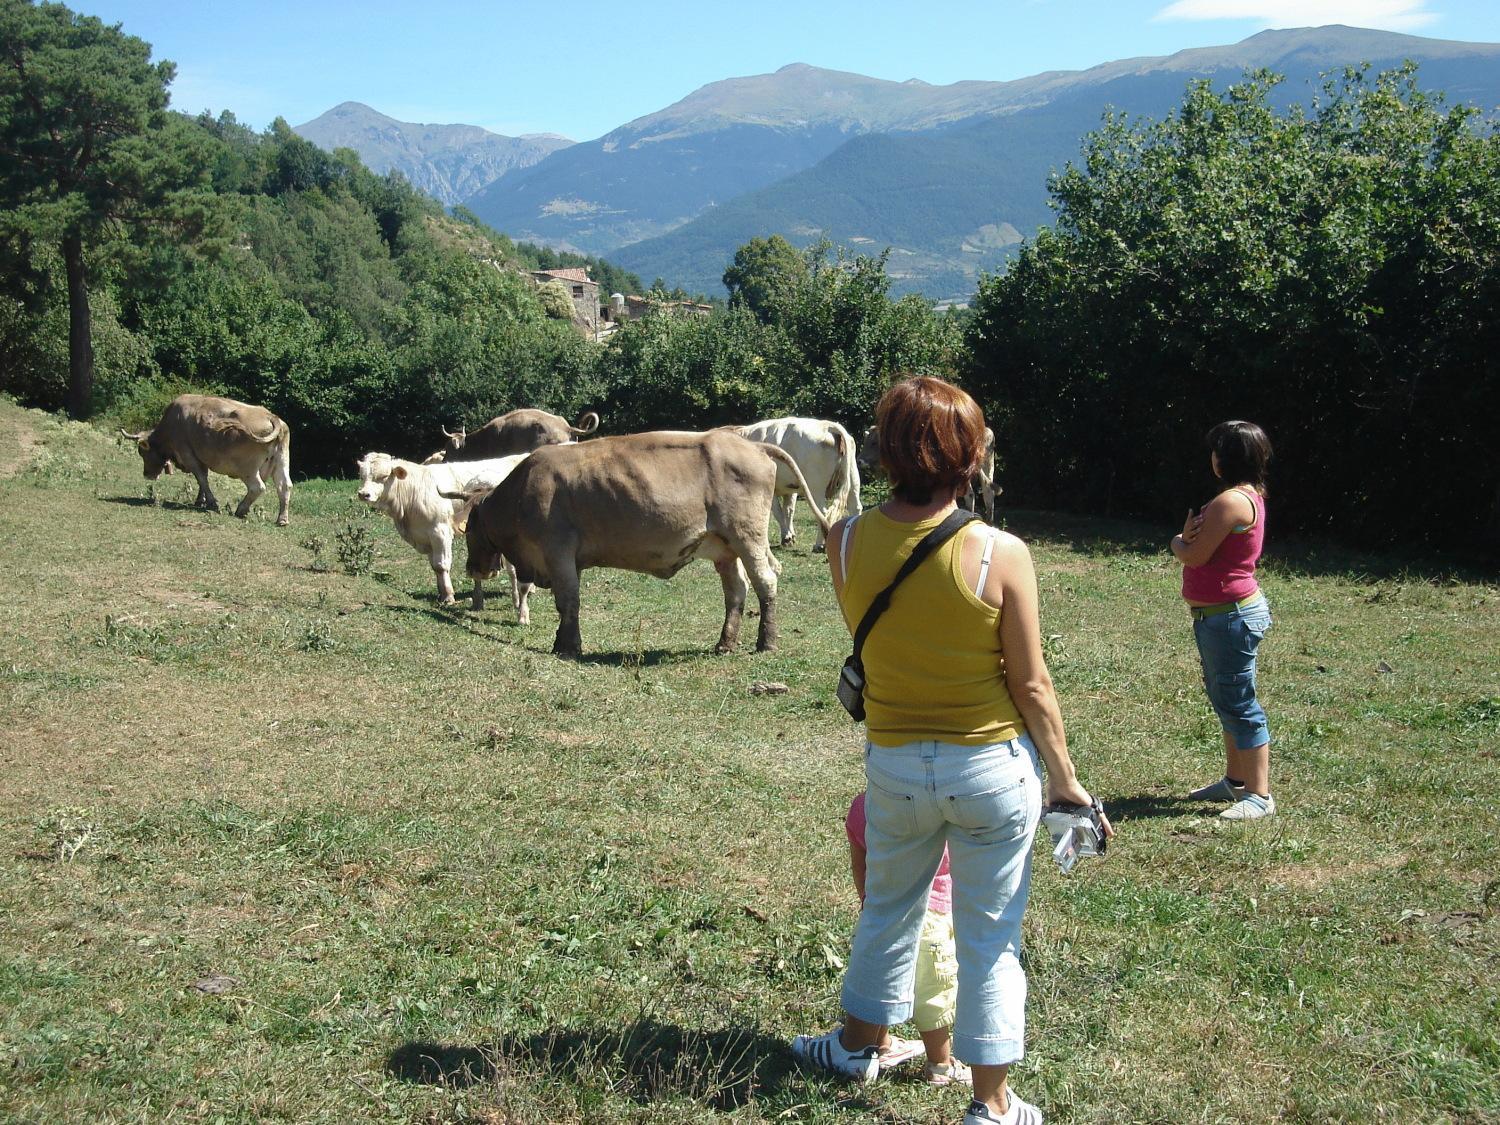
[734,417,861,552]
[355,453,528,609]
[857,424,999,523]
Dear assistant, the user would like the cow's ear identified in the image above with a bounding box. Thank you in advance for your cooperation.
[392,465,408,479]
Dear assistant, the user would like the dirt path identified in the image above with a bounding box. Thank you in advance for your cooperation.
[0,402,41,479]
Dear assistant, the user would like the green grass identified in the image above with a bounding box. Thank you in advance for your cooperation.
[0,399,1496,1123]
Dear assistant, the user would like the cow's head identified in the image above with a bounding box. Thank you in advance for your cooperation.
[856,426,883,477]
[119,429,172,479]
[356,463,407,506]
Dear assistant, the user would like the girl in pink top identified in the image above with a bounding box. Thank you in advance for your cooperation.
[1170,421,1276,820]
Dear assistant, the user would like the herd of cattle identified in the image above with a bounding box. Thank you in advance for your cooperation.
[120,393,997,656]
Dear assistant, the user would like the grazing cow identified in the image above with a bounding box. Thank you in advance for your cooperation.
[733,417,861,552]
[120,394,292,525]
[356,453,528,607]
[460,429,831,657]
[426,408,601,463]
[858,423,999,523]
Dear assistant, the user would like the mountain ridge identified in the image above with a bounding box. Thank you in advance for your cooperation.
[294,102,572,206]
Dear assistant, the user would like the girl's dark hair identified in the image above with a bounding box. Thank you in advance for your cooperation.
[875,375,987,504]
[1207,420,1272,489]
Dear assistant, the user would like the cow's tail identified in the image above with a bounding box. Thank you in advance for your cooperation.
[569,411,601,436]
[441,482,493,534]
[756,442,832,540]
[827,422,862,519]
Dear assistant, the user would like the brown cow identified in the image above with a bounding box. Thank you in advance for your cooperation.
[461,429,831,657]
[120,394,292,525]
[426,408,600,463]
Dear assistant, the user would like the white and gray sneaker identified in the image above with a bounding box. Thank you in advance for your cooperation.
[1220,792,1276,820]
[789,1026,880,1083]
[1189,776,1247,802]
[963,1093,1044,1125]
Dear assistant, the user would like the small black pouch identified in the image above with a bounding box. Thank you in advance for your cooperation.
[837,657,866,721]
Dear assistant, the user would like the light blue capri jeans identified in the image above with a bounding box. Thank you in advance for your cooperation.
[840,734,1042,1066]
[1192,595,1273,750]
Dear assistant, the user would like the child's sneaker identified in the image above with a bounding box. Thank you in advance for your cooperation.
[1220,792,1276,820]
[1189,776,1246,802]
[877,1033,925,1069]
[790,1026,880,1083]
[963,1093,1044,1125]
[923,1058,972,1087]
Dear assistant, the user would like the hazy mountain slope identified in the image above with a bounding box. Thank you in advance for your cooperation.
[294,102,572,206]
[614,28,1500,299]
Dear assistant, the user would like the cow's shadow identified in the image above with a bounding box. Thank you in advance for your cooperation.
[574,647,712,668]
[385,1019,798,1110]
[100,495,202,513]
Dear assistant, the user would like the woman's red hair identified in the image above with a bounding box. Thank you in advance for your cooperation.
[875,376,987,504]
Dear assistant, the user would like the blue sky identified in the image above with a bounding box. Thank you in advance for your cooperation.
[84,0,1500,141]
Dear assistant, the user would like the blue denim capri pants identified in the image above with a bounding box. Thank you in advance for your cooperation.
[840,734,1042,1066]
[1192,594,1272,750]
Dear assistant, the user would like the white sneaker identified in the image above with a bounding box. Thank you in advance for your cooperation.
[1220,792,1276,820]
[790,1025,880,1083]
[964,1093,1044,1124]
[1189,776,1246,802]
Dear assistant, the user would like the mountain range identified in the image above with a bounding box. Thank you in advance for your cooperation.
[294,102,571,206]
[296,26,1500,300]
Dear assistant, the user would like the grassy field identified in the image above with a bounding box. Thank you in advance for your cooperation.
[0,398,1496,1124]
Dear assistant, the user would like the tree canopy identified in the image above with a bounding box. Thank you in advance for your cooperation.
[965,66,1500,549]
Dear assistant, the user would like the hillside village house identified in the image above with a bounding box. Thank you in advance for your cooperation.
[530,267,599,336]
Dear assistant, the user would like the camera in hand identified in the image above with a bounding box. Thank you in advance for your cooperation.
[1041,798,1108,873]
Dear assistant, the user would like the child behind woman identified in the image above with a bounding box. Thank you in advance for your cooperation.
[847,791,970,1087]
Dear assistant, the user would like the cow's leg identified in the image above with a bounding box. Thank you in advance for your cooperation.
[713,556,749,654]
[506,559,532,625]
[431,527,456,605]
[191,466,219,512]
[269,446,292,526]
[981,476,996,524]
[741,549,780,652]
[547,552,583,657]
[234,469,265,519]
[471,576,486,612]
[778,493,797,547]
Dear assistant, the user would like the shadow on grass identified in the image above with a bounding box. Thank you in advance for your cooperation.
[574,646,714,668]
[1104,793,1212,822]
[386,1019,798,1109]
[99,495,202,513]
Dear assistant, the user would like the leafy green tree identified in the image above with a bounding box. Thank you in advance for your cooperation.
[0,0,221,417]
[723,234,807,322]
[966,66,1500,549]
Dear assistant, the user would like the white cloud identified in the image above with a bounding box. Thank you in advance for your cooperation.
[1153,0,1439,31]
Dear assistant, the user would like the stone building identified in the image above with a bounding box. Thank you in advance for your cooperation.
[530,267,599,336]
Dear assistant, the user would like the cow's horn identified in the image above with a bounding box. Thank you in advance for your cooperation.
[441,425,459,440]
[571,411,601,435]
[118,428,145,441]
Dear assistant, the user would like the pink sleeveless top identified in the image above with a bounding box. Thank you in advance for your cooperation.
[1182,488,1265,604]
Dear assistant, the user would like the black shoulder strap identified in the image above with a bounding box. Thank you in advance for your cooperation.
[850,509,982,666]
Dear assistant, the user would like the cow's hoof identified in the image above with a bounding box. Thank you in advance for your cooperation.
[276,517,290,527]
[714,642,735,655]
[812,543,826,554]
[755,641,777,653]
[437,597,457,607]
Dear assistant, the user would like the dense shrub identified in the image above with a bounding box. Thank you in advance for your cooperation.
[965,67,1500,549]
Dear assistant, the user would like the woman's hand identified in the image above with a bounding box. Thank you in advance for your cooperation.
[1045,779,1116,839]
[1180,507,1203,541]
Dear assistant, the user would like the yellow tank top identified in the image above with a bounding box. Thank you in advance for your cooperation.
[837,509,1026,748]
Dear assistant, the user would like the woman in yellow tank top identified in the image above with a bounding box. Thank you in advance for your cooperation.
[791,377,1112,1125]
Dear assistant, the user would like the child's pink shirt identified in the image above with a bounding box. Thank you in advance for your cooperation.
[846,792,952,914]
